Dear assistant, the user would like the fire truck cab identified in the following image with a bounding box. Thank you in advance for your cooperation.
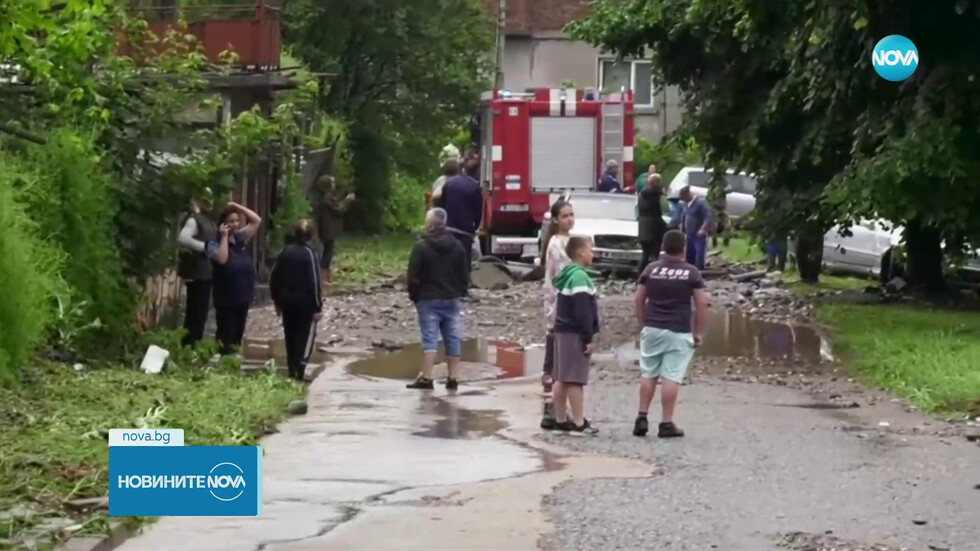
[474,88,635,259]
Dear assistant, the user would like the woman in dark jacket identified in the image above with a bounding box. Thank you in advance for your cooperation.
[637,173,667,269]
[210,201,262,355]
[270,220,323,381]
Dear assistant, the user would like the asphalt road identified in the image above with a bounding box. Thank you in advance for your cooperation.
[537,370,980,551]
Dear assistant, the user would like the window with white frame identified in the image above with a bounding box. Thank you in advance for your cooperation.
[598,59,653,106]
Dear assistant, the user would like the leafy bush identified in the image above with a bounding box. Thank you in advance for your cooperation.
[634,135,702,186]
[21,129,136,338]
[385,173,429,233]
[0,160,64,383]
[269,171,312,253]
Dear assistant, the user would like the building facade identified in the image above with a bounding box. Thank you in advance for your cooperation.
[486,0,682,141]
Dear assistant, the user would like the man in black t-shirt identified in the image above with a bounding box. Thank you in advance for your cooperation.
[632,230,710,438]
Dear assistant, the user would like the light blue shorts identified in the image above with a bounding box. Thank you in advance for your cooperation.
[639,327,695,383]
[416,299,462,357]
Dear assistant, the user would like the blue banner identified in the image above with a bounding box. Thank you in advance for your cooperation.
[109,446,262,516]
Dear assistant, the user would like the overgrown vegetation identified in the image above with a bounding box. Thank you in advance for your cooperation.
[817,305,980,415]
[0,350,303,544]
[0,164,63,385]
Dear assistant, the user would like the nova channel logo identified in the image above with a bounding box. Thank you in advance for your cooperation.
[109,446,262,516]
[872,35,918,81]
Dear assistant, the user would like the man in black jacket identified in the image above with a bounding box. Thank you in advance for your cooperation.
[406,208,470,391]
[638,173,667,269]
[270,220,323,382]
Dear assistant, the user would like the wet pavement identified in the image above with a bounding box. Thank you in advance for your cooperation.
[610,308,833,367]
[538,361,980,551]
[112,354,649,551]
[142,279,980,551]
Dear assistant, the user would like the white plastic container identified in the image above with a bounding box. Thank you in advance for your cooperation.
[140,345,170,375]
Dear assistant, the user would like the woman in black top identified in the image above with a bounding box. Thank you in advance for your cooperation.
[637,173,667,270]
[210,201,262,355]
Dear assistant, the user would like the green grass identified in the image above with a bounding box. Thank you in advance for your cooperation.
[713,237,765,264]
[779,271,871,295]
[331,233,418,286]
[817,304,980,415]
[0,358,303,548]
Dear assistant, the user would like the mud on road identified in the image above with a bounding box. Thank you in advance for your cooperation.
[241,273,980,551]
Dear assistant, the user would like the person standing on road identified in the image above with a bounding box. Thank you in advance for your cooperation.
[551,236,601,435]
[539,200,575,429]
[597,160,624,193]
[406,208,470,391]
[441,158,483,269]
[210,201,262,355]
[632,230,709,438]
[270,220,323,382]
[638,174,667,269]
[176,191,218,347]
[311,175,356,285]
[679,185,712,270]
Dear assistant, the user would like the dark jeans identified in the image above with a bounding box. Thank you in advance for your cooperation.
[453,232,474,269]
[181,280,211,347]
[640,238,662,271]
[215,304,249,355]
[686,233,708,270]
[282,309,318,381]
[767,240,788,272]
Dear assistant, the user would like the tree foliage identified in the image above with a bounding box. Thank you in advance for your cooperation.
[283,0,494,232]
[570,0,980,288]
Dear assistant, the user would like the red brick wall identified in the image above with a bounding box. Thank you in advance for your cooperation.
[484,0,590,34]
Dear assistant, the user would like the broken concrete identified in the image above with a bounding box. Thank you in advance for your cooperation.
[469,262,514,291]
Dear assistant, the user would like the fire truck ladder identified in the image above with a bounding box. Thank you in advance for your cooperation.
[600,99,625,167]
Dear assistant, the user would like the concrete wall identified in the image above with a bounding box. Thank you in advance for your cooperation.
[501,35,683,141]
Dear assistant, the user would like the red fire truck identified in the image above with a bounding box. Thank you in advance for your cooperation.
[474,88,635,258]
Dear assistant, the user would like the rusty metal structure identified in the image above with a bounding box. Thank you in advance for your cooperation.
[121,0,282,69]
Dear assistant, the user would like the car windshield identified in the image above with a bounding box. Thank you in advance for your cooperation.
[568,195,636,221]
[687,171,757,194]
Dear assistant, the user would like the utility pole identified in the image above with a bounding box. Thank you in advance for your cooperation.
[494,0,506,91]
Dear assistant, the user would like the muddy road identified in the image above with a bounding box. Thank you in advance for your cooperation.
[219,275,980,551]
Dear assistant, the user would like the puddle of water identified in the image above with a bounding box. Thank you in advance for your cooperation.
[348,339,523,380]
[413,394,508,440]
[616,309,830,363]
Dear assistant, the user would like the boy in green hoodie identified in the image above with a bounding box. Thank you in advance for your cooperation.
[551,236,600,435]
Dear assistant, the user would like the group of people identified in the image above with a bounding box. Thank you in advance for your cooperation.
[535,197,710,436]
[177,194,263,356]
[405,158,711,437]
[177,175,356,383]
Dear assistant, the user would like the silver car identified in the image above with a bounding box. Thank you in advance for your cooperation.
[666,166,758,219]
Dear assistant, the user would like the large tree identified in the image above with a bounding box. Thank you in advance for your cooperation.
[283,0,493,232]
[571,0,980,289]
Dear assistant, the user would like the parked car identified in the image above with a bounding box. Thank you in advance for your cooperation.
[820,219,903,278]
[538,192,671,273]
[795,219,980,286]
[666,166,759,219]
